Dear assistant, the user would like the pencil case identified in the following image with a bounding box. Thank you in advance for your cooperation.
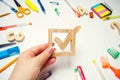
[0,46,20,59]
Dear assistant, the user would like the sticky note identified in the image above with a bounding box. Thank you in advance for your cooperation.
[91,3,112,18]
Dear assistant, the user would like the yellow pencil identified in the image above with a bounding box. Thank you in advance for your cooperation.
[0,13,10,18]
[0,57,18,73]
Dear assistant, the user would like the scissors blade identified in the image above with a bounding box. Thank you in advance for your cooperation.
[14,0,21,7]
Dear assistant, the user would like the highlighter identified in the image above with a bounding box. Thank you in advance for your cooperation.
[25,0,39,13]
[0,46,20,59]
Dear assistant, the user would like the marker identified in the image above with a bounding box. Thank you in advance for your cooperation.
[0,0,17,13]
[0,42,16,48]
[0,46,20,59]
[0,57,18,73]
[25,0,39,13]
[0,13,10,18]
[37,0,46,14]
[0,22,32,31]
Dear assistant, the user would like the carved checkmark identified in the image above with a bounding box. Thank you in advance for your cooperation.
[54,26,81,50]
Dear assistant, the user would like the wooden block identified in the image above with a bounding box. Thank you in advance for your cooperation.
[48,25,81,56]
[110,21,120,36]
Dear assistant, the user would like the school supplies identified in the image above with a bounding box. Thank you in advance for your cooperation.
[0,42,16,48]
[37,0,46,14]
[107,47,120,59]
[54,8,60,16]
[0,0,17,13]
[13,0,31,18]
[91,3,112,18]
[0,57,18,73]
[77,66,86,80]
[0,13,10,18]
[89,12,94,18]
[50,1,59,5]
[100,56,110,68]
[0,22,32,31]
[102,15,120,21]
[25,0,39,13]
[64,0,80,18]
[110,66,120,79]
[92,59,106,80]
[0,46,20,59]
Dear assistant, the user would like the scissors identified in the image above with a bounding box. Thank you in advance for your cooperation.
[14,0,31,18]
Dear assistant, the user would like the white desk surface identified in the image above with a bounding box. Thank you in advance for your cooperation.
[0,0,120,80]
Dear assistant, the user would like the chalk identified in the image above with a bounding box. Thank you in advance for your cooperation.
[0,57,18,73]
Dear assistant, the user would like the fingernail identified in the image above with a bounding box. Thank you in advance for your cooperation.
[47,47,56,54]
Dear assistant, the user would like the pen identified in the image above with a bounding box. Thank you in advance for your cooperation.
[64,0,80,18]
[37,0,46,14]
[0,13,10,18]
[0,0,17,13]
[0,22,32,31]
[0,57,18,73]
[0,42,16,48]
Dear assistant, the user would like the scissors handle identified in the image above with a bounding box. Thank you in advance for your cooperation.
[16,7,31,18]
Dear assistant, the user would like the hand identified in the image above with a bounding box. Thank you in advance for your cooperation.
[9,43,56,80]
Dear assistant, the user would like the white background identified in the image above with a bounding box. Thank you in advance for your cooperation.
[0,0,120,80]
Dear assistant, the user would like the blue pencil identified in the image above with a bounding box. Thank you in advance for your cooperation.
[37,0,46,14]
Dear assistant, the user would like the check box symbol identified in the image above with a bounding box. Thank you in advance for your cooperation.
[48,26,81,56]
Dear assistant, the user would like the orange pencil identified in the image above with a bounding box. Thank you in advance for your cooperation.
[0,13,10,18]
[0,57,18,73]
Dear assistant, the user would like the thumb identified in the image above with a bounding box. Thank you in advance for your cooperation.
[35,46,56,65]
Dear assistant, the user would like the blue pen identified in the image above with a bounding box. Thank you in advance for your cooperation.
[0,0,17,13]
[37,0,46,14]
